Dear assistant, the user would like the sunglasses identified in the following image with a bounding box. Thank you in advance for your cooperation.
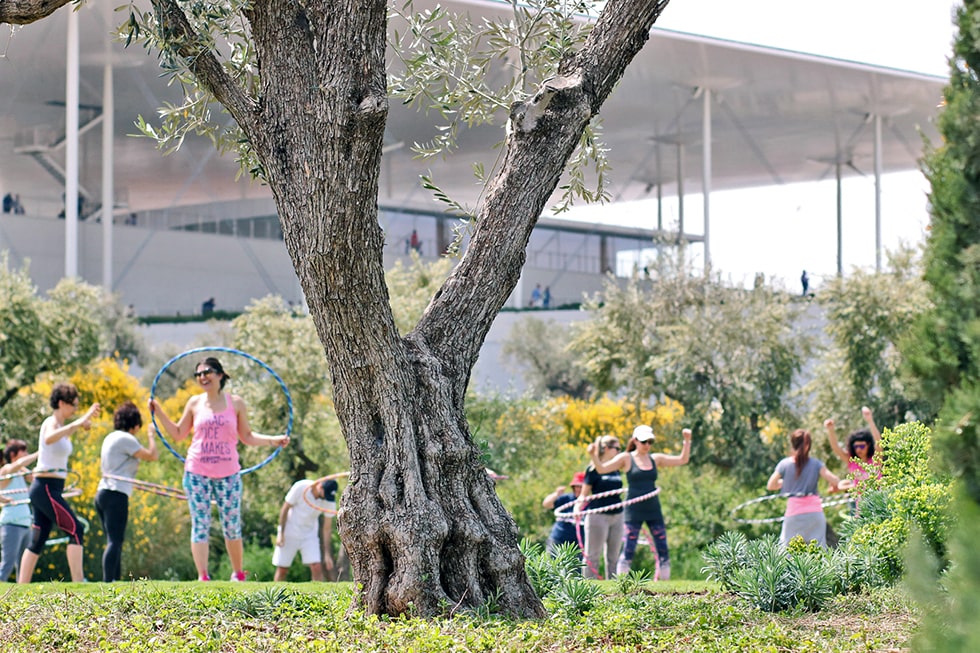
[637,439,653,445]
[853,443,868,449]
[194,368,216,378]
[604,442,621,450]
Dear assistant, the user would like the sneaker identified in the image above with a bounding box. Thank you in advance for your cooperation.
[230,570,247,582]
[198,573,211,582]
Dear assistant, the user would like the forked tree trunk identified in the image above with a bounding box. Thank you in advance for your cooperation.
[150,0,670,618]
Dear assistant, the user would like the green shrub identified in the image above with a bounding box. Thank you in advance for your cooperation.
[521,539,601,617]
[702,533,841,613]
[838,422,953,580]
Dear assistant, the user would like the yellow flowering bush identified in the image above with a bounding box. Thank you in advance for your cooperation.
[552,395,686,448]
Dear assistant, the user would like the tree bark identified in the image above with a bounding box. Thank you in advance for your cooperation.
[0,0,70,25]
[152,0,670,618]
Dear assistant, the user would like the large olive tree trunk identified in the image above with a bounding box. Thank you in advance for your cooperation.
[155,0,670,618]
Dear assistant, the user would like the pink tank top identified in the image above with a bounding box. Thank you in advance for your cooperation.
[185,393,241,478]
[848,457,881,484]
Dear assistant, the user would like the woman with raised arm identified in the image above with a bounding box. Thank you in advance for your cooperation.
[19,383,100,583]
[587,425,692,580]
[825,406,881,485]
[150,356,289,581]
[767,428,841,548]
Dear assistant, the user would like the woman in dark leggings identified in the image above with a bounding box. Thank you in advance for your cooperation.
[95,401,158,582]
[587,425,692,580]
[19,383,100,583]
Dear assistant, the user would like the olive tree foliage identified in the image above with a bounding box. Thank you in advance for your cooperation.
[0,254,143,409]
[501,317,592,398]
[99,0,674,618]
[805,247,932,434]
[571,255,811,483]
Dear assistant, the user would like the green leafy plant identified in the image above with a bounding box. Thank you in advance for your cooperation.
[700,530,749,592]
[703,534,840,613]
[837,422,953,580]
[521,539,601,617]
[616,568,652,595]
[227,585,297,619]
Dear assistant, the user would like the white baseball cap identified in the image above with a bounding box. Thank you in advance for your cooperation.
[632,425,655,443]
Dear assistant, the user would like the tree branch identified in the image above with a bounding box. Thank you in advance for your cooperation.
[149,0,258,132]
[416,0,671,371]
[0,0,71,25]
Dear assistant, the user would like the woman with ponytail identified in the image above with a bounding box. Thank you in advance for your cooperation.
[766,429,842,548]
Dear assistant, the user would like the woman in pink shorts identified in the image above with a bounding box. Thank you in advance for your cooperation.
[767,429,841,548]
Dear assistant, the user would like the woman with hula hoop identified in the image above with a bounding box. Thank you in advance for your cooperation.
[588,425,692,580]
[1,440,38,581]
[766,428,842,548]
[579,435,625,579]
[150,355,290,582]
[94,401,160,582]
[19,382,100,583]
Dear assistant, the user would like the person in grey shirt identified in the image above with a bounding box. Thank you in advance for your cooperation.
[767,428,842,548]
[95,401,159,582]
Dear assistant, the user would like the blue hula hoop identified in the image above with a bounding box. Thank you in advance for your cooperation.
[150,346,293,475]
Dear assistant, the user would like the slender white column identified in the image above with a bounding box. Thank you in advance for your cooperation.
[677,143,685,244]
[702,88,712,272]
[102,58,115,289]
[65,9,80,278]
[836,159,843,277]
[874,113,883,272]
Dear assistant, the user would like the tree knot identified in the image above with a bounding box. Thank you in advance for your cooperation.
[509,73,584,134]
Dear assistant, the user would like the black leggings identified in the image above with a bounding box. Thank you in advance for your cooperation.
[95,489,129,582]
[27,477,85,553]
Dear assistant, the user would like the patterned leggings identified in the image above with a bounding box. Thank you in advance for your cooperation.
[183,471,242,543]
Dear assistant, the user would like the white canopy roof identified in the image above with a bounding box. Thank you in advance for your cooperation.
[0,0,945,234]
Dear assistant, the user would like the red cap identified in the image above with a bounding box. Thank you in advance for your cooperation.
[571,471,586,486]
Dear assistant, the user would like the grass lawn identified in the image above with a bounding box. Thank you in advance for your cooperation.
[0,580,916,652]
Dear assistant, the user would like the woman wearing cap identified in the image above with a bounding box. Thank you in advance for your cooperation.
[150,356,290,582]
[767,428,841,547]
[542,472,584,557]
[824,406,881,485]
[578,435,625,579]
[587,425,691,580]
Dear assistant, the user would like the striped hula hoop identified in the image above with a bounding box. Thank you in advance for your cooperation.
[300,472,349,515]
[554,486,661,521]
[729,492,854,525]
[101,473,188,500]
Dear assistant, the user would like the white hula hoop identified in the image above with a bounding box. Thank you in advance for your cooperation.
[729,492,854,525]
[554,486,661,521]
